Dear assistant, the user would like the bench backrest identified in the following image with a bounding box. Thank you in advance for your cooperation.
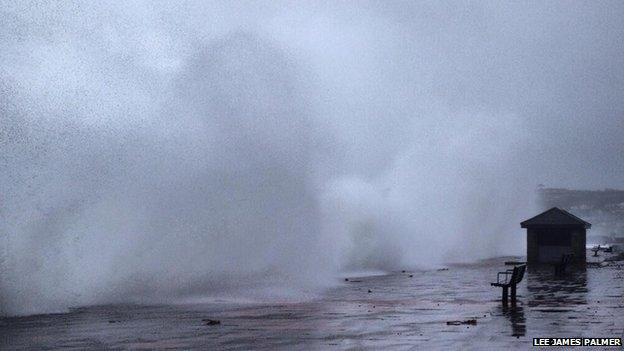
[560,253,574,264]
[511,264,526,285]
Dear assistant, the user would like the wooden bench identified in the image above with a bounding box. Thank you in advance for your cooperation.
[555,253,574,275]
[491,264,526,304]
[591,245,601,257]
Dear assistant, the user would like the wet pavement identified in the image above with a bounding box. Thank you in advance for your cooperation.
[1,257,623,350]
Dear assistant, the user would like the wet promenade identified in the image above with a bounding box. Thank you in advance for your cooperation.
[2,257,623,350]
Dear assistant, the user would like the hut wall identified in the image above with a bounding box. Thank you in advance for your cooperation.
[570,228,586,263]
[526,226,587,264]
[527,228,539,263]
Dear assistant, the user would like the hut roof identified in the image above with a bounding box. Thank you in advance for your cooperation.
[520,207,591,229]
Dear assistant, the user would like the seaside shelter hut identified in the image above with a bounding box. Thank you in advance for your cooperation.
[520,207,591,264]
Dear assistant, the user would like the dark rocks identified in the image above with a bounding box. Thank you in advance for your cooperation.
[203,319,221,326]
[446,319,477,326]
[605,252,624,261]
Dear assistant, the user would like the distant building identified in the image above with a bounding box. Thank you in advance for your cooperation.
[537,187,624,238]
[521,207,591,264]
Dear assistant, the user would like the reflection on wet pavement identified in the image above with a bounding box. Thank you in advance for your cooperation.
[527,267,589,308]
[1,258,622,350]
[500,303,526,337]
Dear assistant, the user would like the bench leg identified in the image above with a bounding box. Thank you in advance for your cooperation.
[502,287,508,305]
[511,284,516,302]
